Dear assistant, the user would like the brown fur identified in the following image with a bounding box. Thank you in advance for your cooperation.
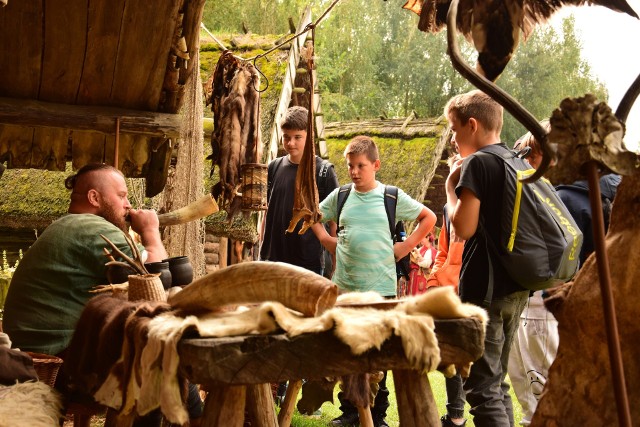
[532,172,640,425]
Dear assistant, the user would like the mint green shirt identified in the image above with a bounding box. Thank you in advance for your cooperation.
[320,182,424,296]
[3,214,139,355]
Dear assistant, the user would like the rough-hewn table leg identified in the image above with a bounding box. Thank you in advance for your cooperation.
[277,379,302,427]
[201,384,246,427]
[393,369,440,427]
[246,383,278,427]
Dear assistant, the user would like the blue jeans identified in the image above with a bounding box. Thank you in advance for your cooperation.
[464,290,529,427]
[445,373,465,419]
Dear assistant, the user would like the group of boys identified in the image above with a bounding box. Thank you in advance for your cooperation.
[261,89,550,427]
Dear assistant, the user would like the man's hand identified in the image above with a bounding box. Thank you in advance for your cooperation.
[128,209,168,262]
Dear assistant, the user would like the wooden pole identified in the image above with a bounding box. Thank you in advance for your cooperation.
[277,380,302,427]
[586,161,631,427]
[114,117,120,168]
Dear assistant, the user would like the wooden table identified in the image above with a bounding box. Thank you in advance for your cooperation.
[178,317,484,427]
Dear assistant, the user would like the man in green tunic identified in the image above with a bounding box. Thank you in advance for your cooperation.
[3,164,168,356]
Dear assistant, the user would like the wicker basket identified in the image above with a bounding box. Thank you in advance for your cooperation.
[26,352,63,387]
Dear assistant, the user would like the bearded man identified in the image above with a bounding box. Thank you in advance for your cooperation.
[3,163,168,356]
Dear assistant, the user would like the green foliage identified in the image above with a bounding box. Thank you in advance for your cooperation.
[203,0,309,34]
[496,17,607,143]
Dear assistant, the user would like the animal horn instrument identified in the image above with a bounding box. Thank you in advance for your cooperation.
[168,261,338,317]
[157,194,219,226]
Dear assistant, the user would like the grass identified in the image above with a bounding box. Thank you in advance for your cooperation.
[81,372,523,426]
[287,372,523,427]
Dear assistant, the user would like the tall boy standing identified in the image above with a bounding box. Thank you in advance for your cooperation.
[444,90,529,427]
[312,135,436,426]
[260,106,339,275]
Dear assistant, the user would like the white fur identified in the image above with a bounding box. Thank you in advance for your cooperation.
[0,381,63,426]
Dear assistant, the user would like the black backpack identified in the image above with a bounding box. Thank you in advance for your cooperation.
[476,145,583,297]
[336,184,411,280]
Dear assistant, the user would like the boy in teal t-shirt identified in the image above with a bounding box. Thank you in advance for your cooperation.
[311,135,436,426]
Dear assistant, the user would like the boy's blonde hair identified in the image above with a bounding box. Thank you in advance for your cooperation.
[514,120,551,156]
[444,90,503,133]
[281,106,308,131]
[343,135,379,162]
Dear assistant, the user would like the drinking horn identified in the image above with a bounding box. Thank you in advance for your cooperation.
[168,261,339,317]
[157,194,219,226]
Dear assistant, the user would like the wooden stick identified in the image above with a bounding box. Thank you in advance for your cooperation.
[586,161,632,427]
[278,380,302,427]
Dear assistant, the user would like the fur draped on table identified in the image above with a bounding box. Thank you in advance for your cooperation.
[92,286,486,425]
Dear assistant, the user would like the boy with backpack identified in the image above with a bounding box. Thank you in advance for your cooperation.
[311,135,436,426]
[444,90,532,427]
[259,106,339,276]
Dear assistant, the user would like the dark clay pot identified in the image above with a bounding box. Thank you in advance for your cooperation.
[144,261,172,290]
[163,256,193,286]
[106,264,136,284]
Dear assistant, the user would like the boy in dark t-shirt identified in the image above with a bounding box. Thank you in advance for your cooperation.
[444,90,529,427]
[259,106,339,275]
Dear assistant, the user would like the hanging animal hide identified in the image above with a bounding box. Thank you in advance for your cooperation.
[287,44,322,234]
[208,50,262,220]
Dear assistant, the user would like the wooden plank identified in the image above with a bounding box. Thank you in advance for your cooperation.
[178,318,484,386]
[0,1,43,98]
[0,97,182,138]
[76,0,126,104]
[111,0,180,110]
[38,0,87,103]
[0,125,35,168]
[31,127,69,170]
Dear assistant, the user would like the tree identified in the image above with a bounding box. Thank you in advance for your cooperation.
[496,17,607,143]
[204,3,606,144]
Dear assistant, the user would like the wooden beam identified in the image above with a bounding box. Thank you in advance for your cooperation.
[0,97,182,138]
[178,318,484,385]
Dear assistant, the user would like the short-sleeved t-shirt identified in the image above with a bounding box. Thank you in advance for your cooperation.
[320,182,424,296]
[3,214,140,355]
[259,156,339,270]
[455,144,523,303]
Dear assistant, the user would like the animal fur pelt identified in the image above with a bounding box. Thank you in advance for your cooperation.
[0,381,63,427]
[286,44,322,234]
[94,286,486,424]
[531,171,640,425]
[207,50,262,221]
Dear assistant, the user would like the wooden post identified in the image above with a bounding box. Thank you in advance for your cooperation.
[218,237,228,268]
[246,383,278,427]
[114,117,120,169]
[393,369,439,427]
[201,384,246,427]
[278,380,302,427]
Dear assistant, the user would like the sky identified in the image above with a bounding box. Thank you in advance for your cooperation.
[550,5,640,152]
